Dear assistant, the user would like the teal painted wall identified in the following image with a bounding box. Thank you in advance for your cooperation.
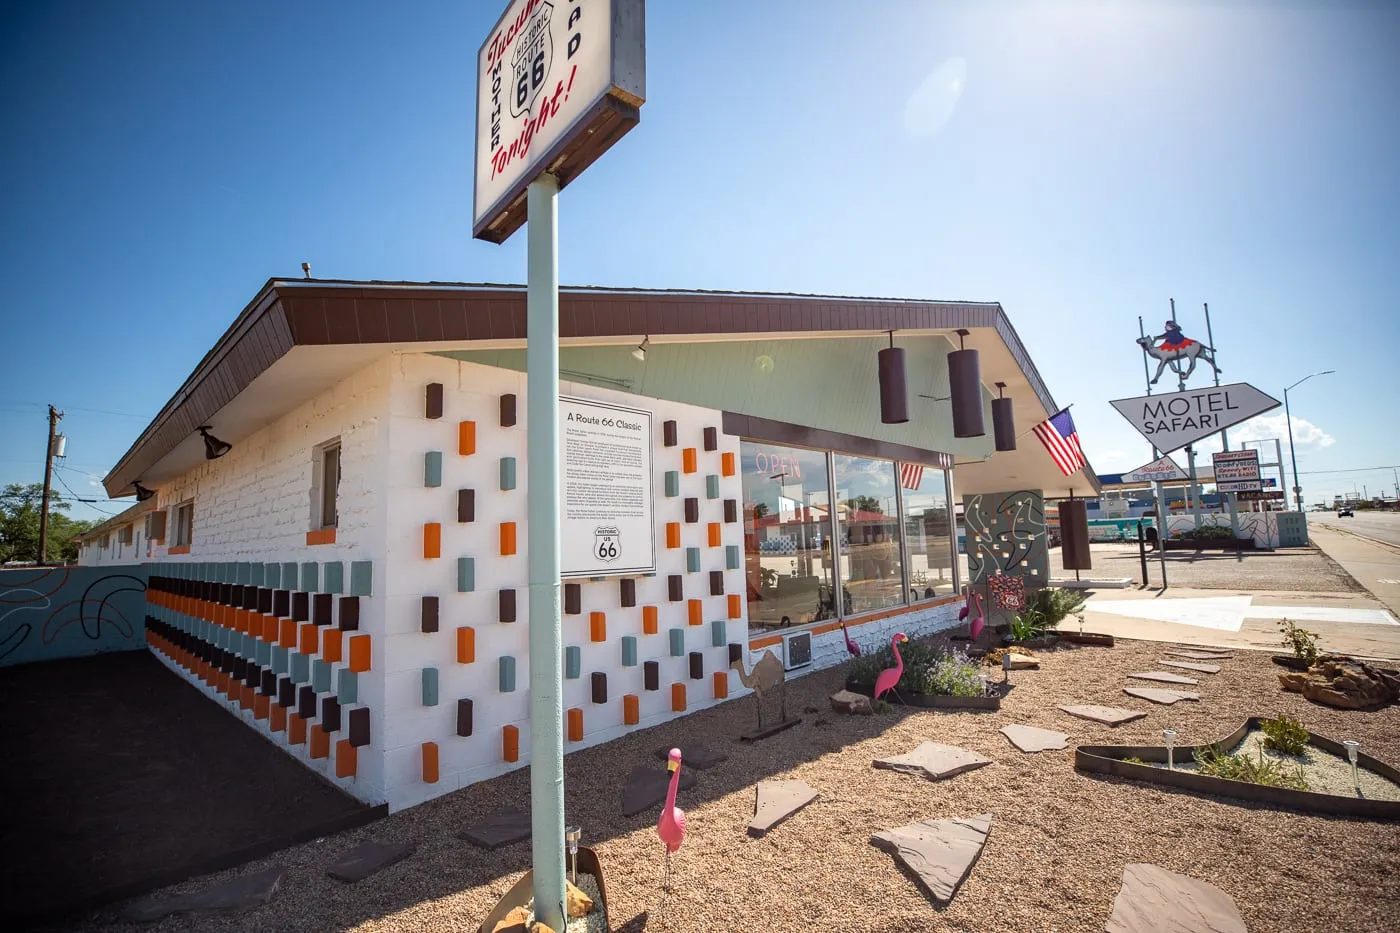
[436,334,994,459]
[1,565,147,667]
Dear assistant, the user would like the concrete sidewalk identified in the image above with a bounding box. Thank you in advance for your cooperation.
[1309,523,1400,619]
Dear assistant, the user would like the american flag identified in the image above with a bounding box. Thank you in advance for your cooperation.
[898,462,925,490]
[1032,408,1087,476]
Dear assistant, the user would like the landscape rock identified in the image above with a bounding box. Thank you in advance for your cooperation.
[1124,687,1200,705]
[1105,862,1246,933]
[1000,723,1069,752]
[1058,704,1148,726]
[870,814,992,906]
[1278,657,1399,709]
[1160,660,1221,674]
[1128,671,1200,686]
[566,880,594,917]
[653,743,729,769]
[491,906,533,933]
[120,866,283,923]
[326,840,416,882]
[460,807,532,850]
[749,780,820,835]
[830,689,873,715]
[621,764,698,816]
[873,742,992,782]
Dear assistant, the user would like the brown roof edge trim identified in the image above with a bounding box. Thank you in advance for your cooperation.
[722,412,955,470]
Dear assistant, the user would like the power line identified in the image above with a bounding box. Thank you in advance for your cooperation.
[51,467,122,516]
[1,401,148,419]
[1296,465,1400,475]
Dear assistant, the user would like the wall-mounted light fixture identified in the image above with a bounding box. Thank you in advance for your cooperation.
[631,336,650,361]
[197,426,232,460]
[133,482,156,502]
[992,381,1016,451]
[947,329,985,438]
[878,331,909,424]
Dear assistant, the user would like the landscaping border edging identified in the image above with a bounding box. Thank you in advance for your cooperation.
[1075,717,1400,820]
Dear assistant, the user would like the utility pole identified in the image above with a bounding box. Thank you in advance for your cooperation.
[38,405,63,565]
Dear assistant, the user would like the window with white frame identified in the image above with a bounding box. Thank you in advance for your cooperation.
[173,501,194,547]
[312,439,341,530]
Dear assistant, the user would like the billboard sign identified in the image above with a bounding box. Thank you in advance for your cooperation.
[1212,449,1261,493]
[474,0,646,242]
[1110,382,1280,455]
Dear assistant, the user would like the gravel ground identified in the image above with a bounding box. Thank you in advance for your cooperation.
[56,640,1400,933]
[1053,542,1366,592]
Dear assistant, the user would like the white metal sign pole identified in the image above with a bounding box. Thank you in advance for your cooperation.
[526,173,566,933]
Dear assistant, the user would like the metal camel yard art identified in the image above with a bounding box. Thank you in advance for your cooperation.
[730,649,799,739]
[1135,320,1222,385]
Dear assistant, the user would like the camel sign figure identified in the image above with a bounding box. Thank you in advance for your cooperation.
[1136,320,1221,385]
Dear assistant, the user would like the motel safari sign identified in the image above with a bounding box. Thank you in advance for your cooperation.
[1109,382,1281,455]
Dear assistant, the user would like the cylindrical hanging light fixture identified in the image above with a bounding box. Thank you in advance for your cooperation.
[878,331,909,425]
[947,329,985,438]
[992,382,1016,451]
[1058,498,1092,570]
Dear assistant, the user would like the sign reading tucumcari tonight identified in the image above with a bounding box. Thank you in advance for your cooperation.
[1110,382,1280,455]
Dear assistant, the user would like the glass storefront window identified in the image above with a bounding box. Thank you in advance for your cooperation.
[740,442,835,633]
[902,464,955,601]
[833,455,904,614]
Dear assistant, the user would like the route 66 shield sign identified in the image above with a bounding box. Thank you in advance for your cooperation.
[509,0,554,119]
[593,526,621,563]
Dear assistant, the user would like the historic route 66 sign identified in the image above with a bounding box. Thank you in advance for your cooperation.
[510,0,554,119]
[593,526,621,563]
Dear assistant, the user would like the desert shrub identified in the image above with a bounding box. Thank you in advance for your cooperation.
[1181,525,1235,541]
[1030,587,1087,627]
[1278,619,1320,665]
[1261,715,1310,756]
[847,641,985,697]
[1008,608,1048,643]
[1193,745,1308,790]
[916,649,986,697]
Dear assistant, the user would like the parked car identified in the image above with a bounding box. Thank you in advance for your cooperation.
[1337,508,1354,517]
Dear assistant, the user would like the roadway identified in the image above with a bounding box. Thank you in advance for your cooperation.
[1311,510,1400,548]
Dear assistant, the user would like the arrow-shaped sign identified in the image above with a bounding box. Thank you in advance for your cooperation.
[1110,382,1281,455]
[1122,455,1188,483]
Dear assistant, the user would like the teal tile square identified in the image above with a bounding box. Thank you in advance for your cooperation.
[271,646,289,676]
[312,660,331,694]
[711,619,727,647]
[422,667,439,706]
[457,557,475,593]
[256,640,271,666]
[499,456,517,491]
[350,561,373,596]
[686,548,701,573]
[243,633,257,658]
[726,545,740,570]
[669,628,686,657]
[664,471,680,498]
[621,635,638,667]
[249,563,265,586]
[425,450,443,487]
[291,651,310,684]
[337,669,358,704]
[323,561,344,594]
[499,656,517,693]
[301,562,319,593]
[265,563,281,588]
[706,475,720,499]
[237,563,251,584]
[281,562,298,588]
[565,646,581,680]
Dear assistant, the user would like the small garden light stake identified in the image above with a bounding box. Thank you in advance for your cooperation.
[1343,740,1360,792]
[1163,730,1178,770]
[565,825,581,887]
[1002,651,1012,684]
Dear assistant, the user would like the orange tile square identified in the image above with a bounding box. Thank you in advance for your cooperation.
[707,523,722,547]
[728,594,742,619]
[623,694,640,726]
[300,622,319,656]
[713,671,729,700]
[642,606,658,635]
[348,634,371,673]
[589,611,606,643]
[456,626,475,664]
[254,694,270,721]
[263,615,279,642]
[335,740,357,778]
[422,741,439,782]
[310,726,330,760]
[322,628,343,664]
[500,521,517,556]
[279,618,298,649]
[671,683,687,712]
[503,725,520,763]
[306,527,337,546]
[682,447,697,474]
[666,522,681,549]
[289,713,307,745]
[459,420,476,456]
[424,522,442,559]
[688,599,703,626]
[721,452,736,476]
[271,704,287,732]
[567,707,583,743]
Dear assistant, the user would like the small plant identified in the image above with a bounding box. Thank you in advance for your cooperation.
[872,699,891,714]
[1278,619,1320,666]
[917,648,987,697]
[1030,587,1088,627]
[1261,715,1310,756]
[1121,756,1146,765]
[1193,745,1309,790]
[1008,607,1048,643]
[1182,525,1235,541]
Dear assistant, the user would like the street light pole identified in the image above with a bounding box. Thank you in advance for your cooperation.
[1282,370,1334,513]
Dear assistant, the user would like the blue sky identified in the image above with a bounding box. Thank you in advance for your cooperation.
[1,0,1396,522]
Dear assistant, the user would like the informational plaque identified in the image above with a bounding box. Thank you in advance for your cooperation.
[560,395,656,578]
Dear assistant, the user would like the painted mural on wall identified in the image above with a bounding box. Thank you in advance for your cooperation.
[0,565,147,667]
[962,491,1048,586]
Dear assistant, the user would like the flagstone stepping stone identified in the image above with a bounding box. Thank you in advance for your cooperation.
[873,742,992,781]
[1128,671,1200,686]
[653,743,729,769]
[748,780,819,836]
[1105,862,1247,933]
[1169,644,1233,653]
[459,806,532,849]
[326,840,416,883]
[1164,650,1231,661]
[1058,704,1148,726]
[1160,660,1221,674]
[120,866,284,922]
[1000,723,1069,752]
[1124,686,1200,705]
[870,814,992,906]
[620,764,697,817]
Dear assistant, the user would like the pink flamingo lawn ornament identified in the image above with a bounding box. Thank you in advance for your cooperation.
[968,590,986,642]
[841,620,861,657]
[874,633,909,703]
[657,748,687,892]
